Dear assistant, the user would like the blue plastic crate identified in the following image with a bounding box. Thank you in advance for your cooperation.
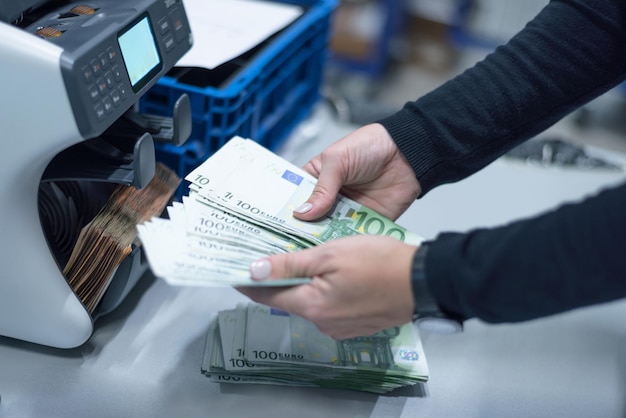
[140,0,337,198]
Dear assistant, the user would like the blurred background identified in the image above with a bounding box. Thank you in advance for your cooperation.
[321,0,626,154]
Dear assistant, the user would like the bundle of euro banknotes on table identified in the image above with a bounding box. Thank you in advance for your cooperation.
[137,136,429,392]
[202,302,429,393]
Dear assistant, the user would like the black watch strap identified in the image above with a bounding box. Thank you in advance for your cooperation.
[411,243,463,334]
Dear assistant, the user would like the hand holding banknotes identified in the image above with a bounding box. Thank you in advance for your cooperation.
[243,235,417,340]
[294,123,421,222]
[238,123,423,340]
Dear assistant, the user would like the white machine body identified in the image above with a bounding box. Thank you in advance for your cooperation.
[0,23,89,348]
[0,0,192,348]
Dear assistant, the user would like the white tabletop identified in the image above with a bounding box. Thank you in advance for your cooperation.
[1,105,625,418]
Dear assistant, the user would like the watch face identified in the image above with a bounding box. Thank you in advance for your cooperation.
[415,317,463,334]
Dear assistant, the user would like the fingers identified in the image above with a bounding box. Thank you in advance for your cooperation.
[294,160,345,221]
[250,249,319,281]
[235,283,308,317]
[295,124,397,221]
[239,249,322,316]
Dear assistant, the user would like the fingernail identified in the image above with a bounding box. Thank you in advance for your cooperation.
[294,202,313,214]
[250,259,272,280]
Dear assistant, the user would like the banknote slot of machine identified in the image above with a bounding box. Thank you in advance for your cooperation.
[0,0,192,348]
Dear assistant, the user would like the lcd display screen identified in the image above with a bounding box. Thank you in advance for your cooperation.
[118,15,162,92]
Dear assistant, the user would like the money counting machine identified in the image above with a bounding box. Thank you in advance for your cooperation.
[0,0,192,348]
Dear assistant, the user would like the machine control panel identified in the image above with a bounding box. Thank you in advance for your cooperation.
[23,0,192,139]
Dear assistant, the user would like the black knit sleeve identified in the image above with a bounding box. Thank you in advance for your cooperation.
[425,182,626,323]
[379,0,626,196]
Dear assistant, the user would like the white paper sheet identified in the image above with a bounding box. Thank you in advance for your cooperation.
[179,0,303,69]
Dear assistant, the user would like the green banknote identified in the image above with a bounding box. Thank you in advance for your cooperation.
[244,304,428,375]
[201,303,430,393]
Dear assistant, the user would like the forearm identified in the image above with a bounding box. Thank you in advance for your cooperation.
[380,0,626,196]
[423,182,626,323]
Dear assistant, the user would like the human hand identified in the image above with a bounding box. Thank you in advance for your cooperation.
[294,123,421,222]
[237,235,418,340]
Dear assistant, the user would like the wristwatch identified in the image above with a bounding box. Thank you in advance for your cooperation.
[411,243,463,334]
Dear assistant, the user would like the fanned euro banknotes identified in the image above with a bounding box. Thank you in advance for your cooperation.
[138,137,430,392]
[137,136,424,287]
[202,302,429,393]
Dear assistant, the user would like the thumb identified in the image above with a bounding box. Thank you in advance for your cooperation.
[243,251,321,316]
[250,250,317,282]
[294,164,344,221]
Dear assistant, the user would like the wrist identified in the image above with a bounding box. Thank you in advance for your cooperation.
[411,243,463,334]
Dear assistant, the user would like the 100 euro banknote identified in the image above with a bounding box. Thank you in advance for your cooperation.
[201,303,429,393]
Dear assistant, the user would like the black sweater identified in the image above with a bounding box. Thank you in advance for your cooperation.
[378,0,626,323]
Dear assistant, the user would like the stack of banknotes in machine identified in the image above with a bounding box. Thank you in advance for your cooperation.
[136,136,429,391]
[137,135,424,287]
[202,302,429,393]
